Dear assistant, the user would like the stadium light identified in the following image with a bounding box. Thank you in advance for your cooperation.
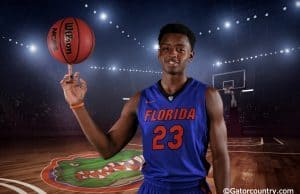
[153,43,159,50]
[89,65,162,74]
[99,12,107,21]
[296,1,300,7]
[224,21,231,29]
[284,48,290,54]
[216,61,222,67]
[29,44,37,53]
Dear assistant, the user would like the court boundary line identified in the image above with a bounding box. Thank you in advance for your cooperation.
[128,143,143,147]
[227,137,264,147]
[273,137,284,145]
[226,150,300,155]
[0,178,46,194]
[0,182,27,194]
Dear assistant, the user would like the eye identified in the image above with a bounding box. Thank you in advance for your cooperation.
[177,48,186,53]
[160,46,169,52]
[69,162,79,167]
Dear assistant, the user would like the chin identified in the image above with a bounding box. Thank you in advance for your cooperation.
[163,68,183,75]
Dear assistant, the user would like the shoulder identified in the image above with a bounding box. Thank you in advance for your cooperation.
[129,92,141,105]
[205,87,224,116]
[189,78,207,89]
[142,82,158,93]
[205,87,220,99]
[128,92,141,108]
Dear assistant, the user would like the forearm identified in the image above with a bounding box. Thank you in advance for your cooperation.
[213,153,230,194]
[72,106,115,159]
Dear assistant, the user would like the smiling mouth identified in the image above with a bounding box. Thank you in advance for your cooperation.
[75,155,144,180]
[166,61,179,66]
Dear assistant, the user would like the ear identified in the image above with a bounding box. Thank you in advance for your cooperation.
[189,50,194,62]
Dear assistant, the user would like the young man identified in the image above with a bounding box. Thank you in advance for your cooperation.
[60,23,230,194]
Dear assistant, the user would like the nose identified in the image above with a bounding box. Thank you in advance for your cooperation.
[168,47,177,56]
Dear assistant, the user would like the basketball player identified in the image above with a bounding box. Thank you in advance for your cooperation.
[60,23,230,194]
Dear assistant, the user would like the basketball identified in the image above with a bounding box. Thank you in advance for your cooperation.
[47,17,95,64]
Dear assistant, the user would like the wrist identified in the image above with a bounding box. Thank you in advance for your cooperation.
[70,102,85,109]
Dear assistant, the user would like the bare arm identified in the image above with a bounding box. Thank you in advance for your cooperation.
[205,87,230,194]
[61,72,139,159]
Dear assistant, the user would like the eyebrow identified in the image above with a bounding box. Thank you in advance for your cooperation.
[160,43,186,47]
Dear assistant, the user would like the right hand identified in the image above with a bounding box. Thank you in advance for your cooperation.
[60,72,87,106]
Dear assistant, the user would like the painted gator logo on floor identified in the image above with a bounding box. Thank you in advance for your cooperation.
[41,149,144,193]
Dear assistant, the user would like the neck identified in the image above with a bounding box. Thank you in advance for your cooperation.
[161,72,188,95]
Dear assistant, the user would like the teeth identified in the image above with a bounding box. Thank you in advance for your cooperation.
[82,176,88,179]
[133,156,143,164]
[118,162,125,165]
[98,169,102,173]
[108,162,115,167]
[90,170,95,173]
[78,171,84,175]
[104,167,109,170]
[168,61,178,64]
[98,175,105,179]
[126,167,132,171]
[128,160,134,165]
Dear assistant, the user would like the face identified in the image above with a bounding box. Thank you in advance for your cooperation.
[158,33,194,75]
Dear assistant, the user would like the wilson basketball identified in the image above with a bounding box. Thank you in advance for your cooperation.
[47,17,95,64]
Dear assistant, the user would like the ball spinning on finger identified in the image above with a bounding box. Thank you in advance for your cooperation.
[47,17,95,75]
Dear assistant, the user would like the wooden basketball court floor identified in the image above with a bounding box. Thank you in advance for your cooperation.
[0,134,299,194]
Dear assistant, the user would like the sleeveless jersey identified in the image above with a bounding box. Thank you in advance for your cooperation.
[137,78,210,184]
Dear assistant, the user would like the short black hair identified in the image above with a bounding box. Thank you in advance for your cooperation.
[158,23,196,50]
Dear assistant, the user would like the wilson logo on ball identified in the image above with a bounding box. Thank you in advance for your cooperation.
[47,17,95,64]
[64,22,74,54]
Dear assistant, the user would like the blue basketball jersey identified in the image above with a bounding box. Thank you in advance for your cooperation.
[137,78,210,186]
